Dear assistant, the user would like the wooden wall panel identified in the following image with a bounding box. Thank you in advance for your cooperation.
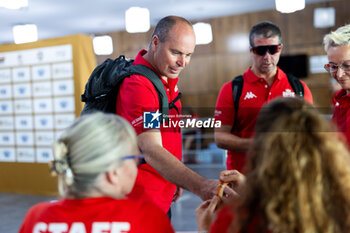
[213,53,251,89]
[334,0,350,28]
[178,55,217,94]
[195,93,218,116]
[284,5,318,47]
[247,10,286,35]
[211,14,250,54]
[181,93,218,117]
[118,31,152,56]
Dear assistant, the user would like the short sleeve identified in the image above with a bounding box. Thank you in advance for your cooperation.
[215,81,235,126]
[116,75,159,135]
[301,80,313,104]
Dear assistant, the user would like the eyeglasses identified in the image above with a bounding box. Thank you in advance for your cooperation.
[324,60,350,74]
[121,154,145,166]
[251,45,281,56]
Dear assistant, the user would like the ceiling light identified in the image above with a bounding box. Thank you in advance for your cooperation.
[275,0,305,13]
[93,35,113,55]
[0,0,28,9]
[12,24,38,44]
[314,7,335,28]
[125,7,150,33]
[193,22,213,45]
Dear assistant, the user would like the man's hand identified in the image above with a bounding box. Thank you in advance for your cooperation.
[199,179,238,203]
[138,131,232,203]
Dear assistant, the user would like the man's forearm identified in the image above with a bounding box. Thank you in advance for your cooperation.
[215,131,253,152]
[144,143,208,196]
[138,130,222,201]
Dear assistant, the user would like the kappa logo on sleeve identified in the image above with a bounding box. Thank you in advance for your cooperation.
[143,110,162,129]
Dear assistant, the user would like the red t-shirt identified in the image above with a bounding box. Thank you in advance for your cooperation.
[116,50,182,213]
[332,89,350,146]
[215,67,313,172]
[19,197,174,233]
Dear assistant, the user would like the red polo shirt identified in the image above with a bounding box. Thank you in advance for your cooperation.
[332,89,350,146]
[215,67,313,172]
[116,50,182,213]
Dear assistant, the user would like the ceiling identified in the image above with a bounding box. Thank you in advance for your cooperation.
[0,0,329,45]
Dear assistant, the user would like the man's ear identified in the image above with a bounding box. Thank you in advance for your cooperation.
[151,35,160,48]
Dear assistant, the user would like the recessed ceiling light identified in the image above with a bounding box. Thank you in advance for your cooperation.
[275,0,305,13]
[0,0,28,10]
[12,24,38,44]
[93,35,113,55]
[193,22,213,45]
[125,7,150,33]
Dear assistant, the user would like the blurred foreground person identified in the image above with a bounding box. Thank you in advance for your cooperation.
[19,113,174,233]
[324,24,350,146]
[197,97,350,233]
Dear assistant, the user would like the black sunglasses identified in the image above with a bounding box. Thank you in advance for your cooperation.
[252,45,281,56]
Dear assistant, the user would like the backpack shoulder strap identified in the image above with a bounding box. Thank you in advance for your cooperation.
[169,92,182,114]
[231,75,243,130]
[286,73,304,98]
[128,64,170,121]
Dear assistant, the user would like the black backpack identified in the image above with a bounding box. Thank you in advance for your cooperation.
[231,73,304,129]
[81,55,181,120]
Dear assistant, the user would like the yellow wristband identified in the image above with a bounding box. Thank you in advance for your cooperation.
[217,182,228,200]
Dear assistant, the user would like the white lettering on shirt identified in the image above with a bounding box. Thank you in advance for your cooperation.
[49,223,68,233]
[214,110,222,117]
[282,89,295,97]
[32,222,131,233]
[33,222,47,233]
[111,222,130,232]
[131,115,143,126]
[92,222,110,233]
[70,223,86,233]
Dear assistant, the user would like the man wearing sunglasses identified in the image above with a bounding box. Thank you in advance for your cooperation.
[214,21,313,173]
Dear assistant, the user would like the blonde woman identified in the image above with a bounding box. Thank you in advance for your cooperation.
[197,98,350,233]
[324,24,350,145]
[19,113,174,233]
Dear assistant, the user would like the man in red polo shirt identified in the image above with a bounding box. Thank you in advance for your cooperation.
[214,21,313,173]
[116,16,235,217]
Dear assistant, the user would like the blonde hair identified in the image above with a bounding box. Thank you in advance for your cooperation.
[235,98,350,233]
[323,24,350,51]
[51,112,137,197]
